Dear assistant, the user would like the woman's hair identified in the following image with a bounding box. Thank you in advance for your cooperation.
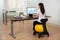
[38,3,45,14]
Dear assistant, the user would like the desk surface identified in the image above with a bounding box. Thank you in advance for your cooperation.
[8,15,51,21]
[8,16,38,21]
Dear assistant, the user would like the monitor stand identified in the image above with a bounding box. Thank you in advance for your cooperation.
[29,14,33,18]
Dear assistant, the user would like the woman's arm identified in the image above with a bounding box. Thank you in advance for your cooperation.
[44,13,46,17]
[33,9,39,18]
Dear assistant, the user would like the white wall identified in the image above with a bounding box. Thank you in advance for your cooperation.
[9,0,16,10]
[27,0,43,8]
[44,0,60,25]
[4,0,9,10]
[0,0,4,24]
[4,0,26,15]
[0,0,4,11]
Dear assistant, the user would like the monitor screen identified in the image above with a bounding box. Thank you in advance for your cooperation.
[27,7,37,14]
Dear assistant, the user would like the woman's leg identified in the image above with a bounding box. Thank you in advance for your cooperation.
[41,19,49,36]
[33,21,41,30]
[33,21,41,35]
[33,21,37,30]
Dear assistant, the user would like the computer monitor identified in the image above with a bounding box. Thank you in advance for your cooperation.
[27,7,37,14]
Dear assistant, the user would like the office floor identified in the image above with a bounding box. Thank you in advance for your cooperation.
[0,20,60,40]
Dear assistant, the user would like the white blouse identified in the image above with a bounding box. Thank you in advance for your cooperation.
[37,9,45,22]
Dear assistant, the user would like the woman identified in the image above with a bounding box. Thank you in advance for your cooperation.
[33,3,47,31]
[33,3,49,37]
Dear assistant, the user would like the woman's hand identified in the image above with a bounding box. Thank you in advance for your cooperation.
[33,13,38,18]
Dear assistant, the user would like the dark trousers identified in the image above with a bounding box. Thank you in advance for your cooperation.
[33,21,42,30]
[33,19,48,33]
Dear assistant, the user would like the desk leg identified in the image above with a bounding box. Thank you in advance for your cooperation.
[9,20,16,38]
[5,12,7,25]
[22,20,24,27]
[3,13,4,24]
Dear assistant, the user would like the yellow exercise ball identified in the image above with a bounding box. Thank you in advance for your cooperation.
[35,24,48,32]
